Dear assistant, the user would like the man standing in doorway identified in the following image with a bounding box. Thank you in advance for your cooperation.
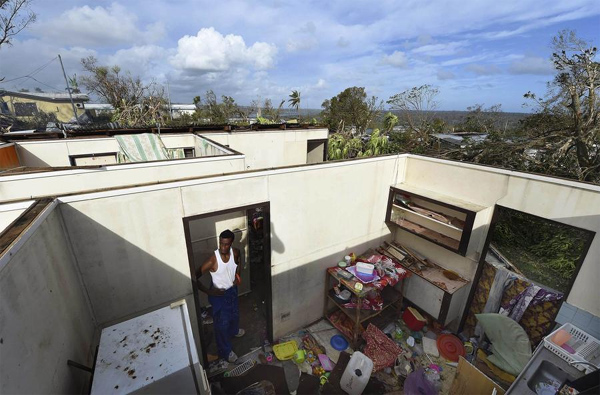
[197,229,245,363]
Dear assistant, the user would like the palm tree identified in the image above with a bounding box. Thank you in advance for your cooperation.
[288,90,301,121]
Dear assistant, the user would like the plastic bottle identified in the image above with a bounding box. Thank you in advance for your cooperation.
[340,351,373,395]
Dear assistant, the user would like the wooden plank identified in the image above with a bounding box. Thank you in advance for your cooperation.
[449,356,505,395]
[0,198,53,255]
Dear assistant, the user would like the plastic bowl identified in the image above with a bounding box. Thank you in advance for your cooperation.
[355,271,377,282]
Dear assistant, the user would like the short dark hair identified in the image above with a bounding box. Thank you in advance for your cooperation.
[219,229,235,241]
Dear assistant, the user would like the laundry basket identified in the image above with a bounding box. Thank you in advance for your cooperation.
[543,323,600,374]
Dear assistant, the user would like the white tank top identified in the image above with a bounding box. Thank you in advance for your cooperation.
[210,248,237,290]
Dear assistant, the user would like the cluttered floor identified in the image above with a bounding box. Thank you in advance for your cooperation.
[201,246,532,395]
[204,301,486,395]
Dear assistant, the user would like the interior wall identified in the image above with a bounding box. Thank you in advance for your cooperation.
[0,207,96,394]
[201,128,328,169]
[59,155,405,340]
[0,155,245,201]
[404,156,600,316]
[16,138,120,167]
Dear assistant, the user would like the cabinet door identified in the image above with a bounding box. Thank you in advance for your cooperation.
[402,274,444,319]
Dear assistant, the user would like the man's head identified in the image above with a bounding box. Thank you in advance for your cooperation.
[218,229,235,254]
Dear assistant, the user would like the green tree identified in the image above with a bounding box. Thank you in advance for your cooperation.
[321,87,382,135]
[288,90,301,120]
[192,90,242,124]
[383,112,398,133]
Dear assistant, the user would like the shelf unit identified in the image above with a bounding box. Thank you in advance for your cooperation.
[385,184,486,256]
[323,266,404,347]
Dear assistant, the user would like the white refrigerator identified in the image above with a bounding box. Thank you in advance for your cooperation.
[91,300,210,394]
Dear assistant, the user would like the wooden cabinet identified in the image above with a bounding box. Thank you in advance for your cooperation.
[385,184,486,256]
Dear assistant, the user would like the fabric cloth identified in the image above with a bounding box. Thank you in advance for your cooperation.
[362,323,403,372]
[209,286,240,359]
[115,133,170,163]
[500,284,563,322]
[167,147,186,159]
[475,313,532,375]
[475,266,517,340]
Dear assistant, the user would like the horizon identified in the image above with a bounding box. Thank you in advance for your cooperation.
[1,1,598,113]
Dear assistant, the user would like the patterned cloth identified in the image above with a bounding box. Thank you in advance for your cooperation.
[362,323,403,372]
[115,133,170,163]
[500,284,563,322]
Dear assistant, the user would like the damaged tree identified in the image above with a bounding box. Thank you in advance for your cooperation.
[523,30,599,182]
[0,0,36,48]
[79,56,168,127]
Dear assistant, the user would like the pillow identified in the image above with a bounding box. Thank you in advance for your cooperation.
[475,313,532,375]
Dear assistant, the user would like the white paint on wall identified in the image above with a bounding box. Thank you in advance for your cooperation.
[201,128,328,169]
[0,208,96,394]
[0,155,245,201]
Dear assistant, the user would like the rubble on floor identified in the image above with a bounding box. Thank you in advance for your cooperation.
[207,307,485,395]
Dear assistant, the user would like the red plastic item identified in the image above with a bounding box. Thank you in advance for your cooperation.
[437,334,466,362]
[402,307,427,331]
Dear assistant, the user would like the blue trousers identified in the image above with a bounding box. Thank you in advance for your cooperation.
[208,286,239,359]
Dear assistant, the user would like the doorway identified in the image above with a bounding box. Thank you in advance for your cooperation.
[183,203,272,367]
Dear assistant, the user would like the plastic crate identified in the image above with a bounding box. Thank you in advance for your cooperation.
[543,323,600,373]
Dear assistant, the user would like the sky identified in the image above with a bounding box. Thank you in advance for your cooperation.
[0,0,599,112]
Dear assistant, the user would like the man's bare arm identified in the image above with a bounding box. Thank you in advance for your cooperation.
[195,256,224,296]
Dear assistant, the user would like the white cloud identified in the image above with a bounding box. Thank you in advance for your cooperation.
[442,55,488,67]
[412,41,467,57]
[381,51,408,68]
[170,28,278,72]
[465,64,503,75]
[34,4,165,47]
[315,79,327,89]
[508,56,554,75]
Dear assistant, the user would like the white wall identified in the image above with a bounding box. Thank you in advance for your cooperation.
[201,128,328,169]
[403,156,600,316]
[0,200,34,232]
[0,205,96,394]
[0,155,245,201]
[58,155,405,339]
[16,138,120,167]
[14,134,231,167]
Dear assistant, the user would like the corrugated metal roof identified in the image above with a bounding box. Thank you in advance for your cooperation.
[0,90,89,102]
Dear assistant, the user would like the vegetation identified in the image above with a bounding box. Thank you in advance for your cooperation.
[321,87,383,135]
[0,0,36,48]
[288,90,301,120]
[328,128,389,160]
[491,207,591,293]
[79,56,168,127]
[387,84,440,145]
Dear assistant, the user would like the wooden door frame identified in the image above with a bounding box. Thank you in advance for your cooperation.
[182,202,272,367]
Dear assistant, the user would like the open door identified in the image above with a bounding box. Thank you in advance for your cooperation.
[183,203,272,367]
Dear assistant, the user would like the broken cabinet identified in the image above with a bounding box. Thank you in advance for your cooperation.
[385,184,487,256]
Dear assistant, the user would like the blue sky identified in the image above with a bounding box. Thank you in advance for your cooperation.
[1,0,599,112]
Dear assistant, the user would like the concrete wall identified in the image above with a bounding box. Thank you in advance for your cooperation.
[0,155,245,201]
[0,205,96,394]
[201,128,328,169]
[15,135,231,168]
[403,156,600,316]
[58,155,405,339]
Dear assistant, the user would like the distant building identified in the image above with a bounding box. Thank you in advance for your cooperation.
[0,90,89,122]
